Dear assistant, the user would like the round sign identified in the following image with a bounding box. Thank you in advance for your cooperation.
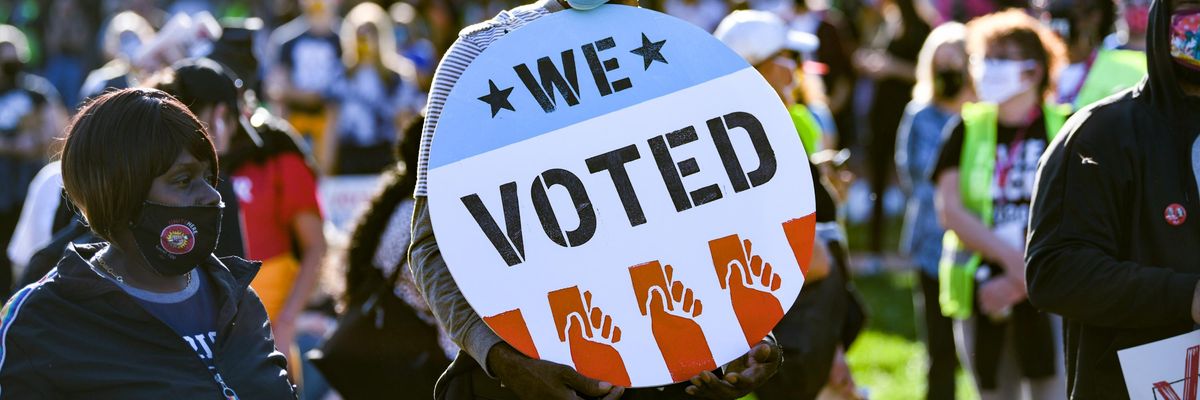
[427,5,816,387]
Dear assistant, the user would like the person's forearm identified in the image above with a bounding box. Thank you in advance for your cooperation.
[265,67,325,109]
[279,243,324,322]
[807,238,832,281]
[828,77,852,115]
[284,87,325,105]
[410,197,503,371]
[894,118,916,193]
[936,172,1022,276]
[280,213,327,322]
[42,104,67,147]
[1027,242,1200,328]
[319,109,338,175]
[0,137,19,156]
[942,203,1019,270]
[0,135,42,159]
[886,59,917,82]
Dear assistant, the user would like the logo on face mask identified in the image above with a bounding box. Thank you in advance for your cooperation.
[160,222,198,255]
[131,202,223,276]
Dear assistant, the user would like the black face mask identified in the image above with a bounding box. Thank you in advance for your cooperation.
[933,69,965,99]
[0,61,18,75]
[1175,63,1200,87]
[129,202,224,276]
[0,61,19,90]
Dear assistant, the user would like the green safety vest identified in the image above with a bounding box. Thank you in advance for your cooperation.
[1073,49,1147,110]
[790,104,823,158]
[938,101,1072,320]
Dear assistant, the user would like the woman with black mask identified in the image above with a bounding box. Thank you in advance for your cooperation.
[895,21,972,400]
[0,88,296,398]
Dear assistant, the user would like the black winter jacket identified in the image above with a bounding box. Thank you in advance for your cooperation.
[1026,0,1200,398]
[0,243,296,399]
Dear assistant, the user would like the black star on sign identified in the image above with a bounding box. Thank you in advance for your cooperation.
[478,79,515,118]
[630,33,668,70]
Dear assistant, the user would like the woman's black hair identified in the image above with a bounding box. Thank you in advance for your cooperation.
[343,116,423,305]
[61,87,217,240]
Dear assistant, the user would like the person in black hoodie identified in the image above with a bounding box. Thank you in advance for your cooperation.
[1026,0,1200,397]
[0,88,296,398]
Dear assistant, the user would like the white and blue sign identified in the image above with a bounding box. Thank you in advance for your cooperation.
[427,5,816,387]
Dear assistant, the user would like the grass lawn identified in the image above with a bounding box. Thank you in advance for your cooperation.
[847,272,979,400]
[739,214,979,399]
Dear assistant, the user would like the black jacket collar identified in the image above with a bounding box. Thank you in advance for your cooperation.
[53,243,262,322]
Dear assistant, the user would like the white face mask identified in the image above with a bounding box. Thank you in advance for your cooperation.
[973,58,1037,104]
[567,0,608,10]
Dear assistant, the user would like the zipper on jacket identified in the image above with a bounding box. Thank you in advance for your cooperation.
[214,370,240,400]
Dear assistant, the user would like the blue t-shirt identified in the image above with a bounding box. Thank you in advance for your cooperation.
[119,269,220,370]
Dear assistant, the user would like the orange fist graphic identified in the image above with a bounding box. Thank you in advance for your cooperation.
[630,261,717,382]
[548,286,631,387]
[709,235,785,347]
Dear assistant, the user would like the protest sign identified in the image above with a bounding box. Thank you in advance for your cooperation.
[426,5,816,387]
[317,174,382,234]
[1118,330,1200,400]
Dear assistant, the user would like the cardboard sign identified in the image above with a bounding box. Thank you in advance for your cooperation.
[317,174,382,234]
[426,5,816,387]
[1118,330,1200,400]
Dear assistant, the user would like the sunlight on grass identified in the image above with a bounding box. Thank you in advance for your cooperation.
[847,331,978,400]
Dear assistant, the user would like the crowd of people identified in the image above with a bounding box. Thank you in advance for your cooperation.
[0,0,1187,399]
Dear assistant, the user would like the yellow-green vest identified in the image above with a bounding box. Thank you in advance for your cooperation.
[790,104,823,158]
[939,101,1072,320]
[1073,49,1146,110]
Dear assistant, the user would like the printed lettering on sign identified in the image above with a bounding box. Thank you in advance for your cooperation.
[427,5,816,387]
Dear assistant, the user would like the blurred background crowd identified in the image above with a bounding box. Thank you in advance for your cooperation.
[0,0,1152,398]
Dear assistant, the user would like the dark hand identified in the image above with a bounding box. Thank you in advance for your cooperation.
[684,340,781,399]
[488,343,625,400]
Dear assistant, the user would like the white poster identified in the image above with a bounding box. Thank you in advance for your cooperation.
[1119,330,1200,400]
[317,174,382,234]
[426,5,816,387]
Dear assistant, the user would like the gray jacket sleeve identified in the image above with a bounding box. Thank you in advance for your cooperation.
[409,196,503,373]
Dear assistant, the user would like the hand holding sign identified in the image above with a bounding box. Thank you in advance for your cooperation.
[486,342,625,400]
[686,340,782,399]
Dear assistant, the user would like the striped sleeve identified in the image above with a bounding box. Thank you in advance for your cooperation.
[414,40,483,197]
[414,6,551,197]
[0,271,57,398]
